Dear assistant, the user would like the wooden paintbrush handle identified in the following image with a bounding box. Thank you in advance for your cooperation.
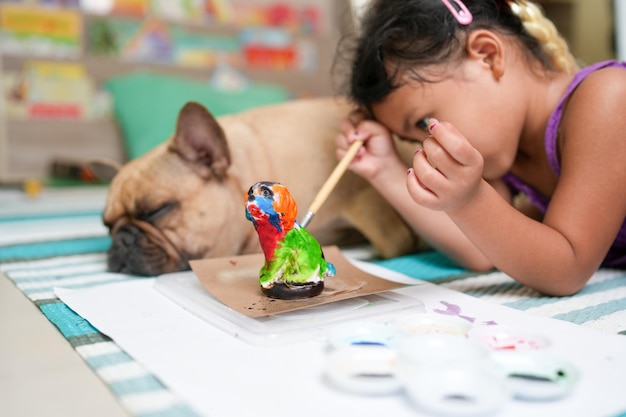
[307,140,364,215]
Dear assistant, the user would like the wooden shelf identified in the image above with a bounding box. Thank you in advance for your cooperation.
[0,0,354,182]
[2,118,125,182]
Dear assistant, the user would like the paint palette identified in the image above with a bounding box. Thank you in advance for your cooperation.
[467,325,551,350]
[392,312,472,337]
[493,350,580,400]
[323,325,580,414]
[325,345,402,395]
[403,362,510,417]
[327,321,404,349]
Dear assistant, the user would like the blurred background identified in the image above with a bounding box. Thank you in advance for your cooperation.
[0,0,620,185]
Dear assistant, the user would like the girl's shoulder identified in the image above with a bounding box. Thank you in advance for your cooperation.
[570,63,626,106]
[557,63,626,173]
[563,63,626,126]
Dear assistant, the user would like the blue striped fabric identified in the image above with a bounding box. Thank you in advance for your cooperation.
[377,258,626,334]
[1,187,625,417]
[0,188,202,417]
[0,236,111,261]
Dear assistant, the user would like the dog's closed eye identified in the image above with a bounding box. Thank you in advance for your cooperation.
[137,201,179,223]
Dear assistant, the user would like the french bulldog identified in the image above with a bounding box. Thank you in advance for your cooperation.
[102,97,422,276]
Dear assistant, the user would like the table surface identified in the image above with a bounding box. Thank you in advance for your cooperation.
[0,272,129,417]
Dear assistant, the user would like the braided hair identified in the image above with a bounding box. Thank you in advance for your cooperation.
[339,0,577,112]
[508,1,576,73]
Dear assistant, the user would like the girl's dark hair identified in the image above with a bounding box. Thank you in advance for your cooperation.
[335,0,576,112]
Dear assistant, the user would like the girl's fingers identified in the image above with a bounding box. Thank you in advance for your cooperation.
[427,119,481,167]
[406,167,440,206]
[339,119,357,141]
[340,117,373,145]
[421,136,455,176]
[412,149,446,192]
[357,119,391,139]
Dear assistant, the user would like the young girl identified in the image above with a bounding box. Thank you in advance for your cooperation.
[335,0,626,295]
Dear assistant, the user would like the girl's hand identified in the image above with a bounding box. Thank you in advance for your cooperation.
[407,119,484,212]
[336,110,402,181]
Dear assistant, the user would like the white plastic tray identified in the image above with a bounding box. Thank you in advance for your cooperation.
[154,271,424,346]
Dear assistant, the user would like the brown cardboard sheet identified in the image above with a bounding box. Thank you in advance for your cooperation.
[189,246,406,318]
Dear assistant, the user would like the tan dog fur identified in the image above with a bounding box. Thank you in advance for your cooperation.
[103,97,421,275]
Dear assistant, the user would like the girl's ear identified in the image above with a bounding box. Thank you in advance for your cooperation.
[466,30,505,80]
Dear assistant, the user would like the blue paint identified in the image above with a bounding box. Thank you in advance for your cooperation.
[248,196,282,232]
[351,341,387,346]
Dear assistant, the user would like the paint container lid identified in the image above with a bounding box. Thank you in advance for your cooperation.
[327,321,403,349]
[324,345,402,395]
[397,334,491,368]
[403,363,510,416]
[467,325,551,351]
[493,350,580,401]
[392,312,472,337]
[398,335,510,415]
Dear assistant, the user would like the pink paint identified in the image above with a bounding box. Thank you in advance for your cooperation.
[486,335,544,351]
[467,326,550,351]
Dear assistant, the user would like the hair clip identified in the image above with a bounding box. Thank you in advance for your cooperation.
[441,0,473,25]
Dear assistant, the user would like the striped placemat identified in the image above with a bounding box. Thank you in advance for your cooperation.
[375,256,626,335]
[0,187,202,417]
[1,186,625,417]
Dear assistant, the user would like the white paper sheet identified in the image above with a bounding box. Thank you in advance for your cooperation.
[56,270,626,417]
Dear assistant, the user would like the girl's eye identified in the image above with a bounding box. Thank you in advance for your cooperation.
[416,117,430,132]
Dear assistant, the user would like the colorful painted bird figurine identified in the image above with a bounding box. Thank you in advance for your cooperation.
[245,181,336,299]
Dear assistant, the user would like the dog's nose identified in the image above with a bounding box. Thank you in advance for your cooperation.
[116,225,138,247]
[107,222,188,276]
[107,224,141,272]
[107,224,153,275]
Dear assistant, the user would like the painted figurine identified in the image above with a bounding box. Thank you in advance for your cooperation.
[245,181,336,299]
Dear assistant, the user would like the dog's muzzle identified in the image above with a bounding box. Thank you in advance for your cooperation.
[107,219,188,276]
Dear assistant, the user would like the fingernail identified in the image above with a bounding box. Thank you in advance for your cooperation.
[428,118,439,131]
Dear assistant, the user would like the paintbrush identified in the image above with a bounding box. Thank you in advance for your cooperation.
[300,139,364,228]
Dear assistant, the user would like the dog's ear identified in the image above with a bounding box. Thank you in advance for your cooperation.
[169,102,231,180]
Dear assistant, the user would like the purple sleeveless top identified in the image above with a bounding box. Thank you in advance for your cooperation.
[503,60,626,268]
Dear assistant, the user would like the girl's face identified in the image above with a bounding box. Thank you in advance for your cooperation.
[371,60,524,180]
